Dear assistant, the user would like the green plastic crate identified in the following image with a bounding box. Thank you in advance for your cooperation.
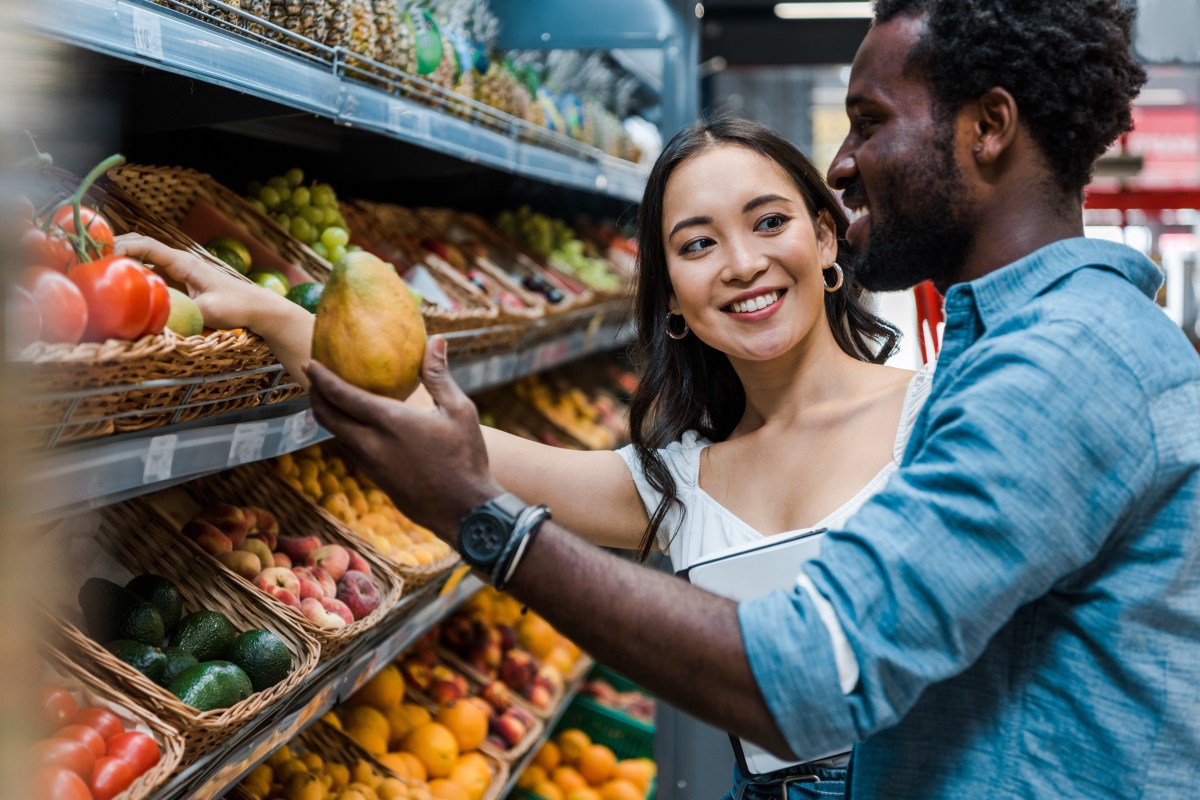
[554,665,655,761]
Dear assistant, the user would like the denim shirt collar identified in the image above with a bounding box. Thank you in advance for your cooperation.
[940,237,1164,354]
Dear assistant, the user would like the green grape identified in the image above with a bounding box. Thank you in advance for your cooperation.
[329,244,348,263]
[290,216,313,243]
[301,206,325,225]
[258,186,282,210]
[311,183,336,207]
[322,206,340,226]
[347,244,362,252]
[248,198,268,214]
[274,212,291,230]
[312,241,330,260]
[291,186,311,208]
[274,185,292,205]
[247,180,263,196]
[267,175,290,191]
[320,226,350,250]
[284,167,305,187]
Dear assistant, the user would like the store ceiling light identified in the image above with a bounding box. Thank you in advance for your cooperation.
[774,2,874,20]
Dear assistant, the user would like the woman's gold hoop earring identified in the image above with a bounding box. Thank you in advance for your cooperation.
[823,262,845,293]
[665,312,689,340]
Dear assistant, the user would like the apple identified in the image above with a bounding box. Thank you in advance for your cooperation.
[183,521,233,554]
[254,567,301,597]
[345,547,372,578]
[194,504,249,546]
[272,552,292,568]
[277,535,321,563]
[309,566,337,598]
[336,570,381,620]
[307,544,350,581]
[292,566,328,600]
[217,550,263,580]
[246,507,280,540]
[301,597,348,630]
[237,538,274,572]
[499,650,536,691]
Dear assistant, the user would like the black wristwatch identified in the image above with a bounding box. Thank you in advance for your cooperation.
[458,492,527,572]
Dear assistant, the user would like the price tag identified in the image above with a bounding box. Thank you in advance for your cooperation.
[228,422,269,467]
[131,7,165,61]
[142,434,178,484]
[465,359,488,391]
[485,357,506,386]
[283,410,318,452]
[389,106,431,139]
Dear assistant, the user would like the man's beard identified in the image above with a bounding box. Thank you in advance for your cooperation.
[849,138,976,295]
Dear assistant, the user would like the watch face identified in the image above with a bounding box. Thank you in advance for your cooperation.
[461,513,507,565]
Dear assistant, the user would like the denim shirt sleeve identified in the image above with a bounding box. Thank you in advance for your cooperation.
[739,321,1157,760]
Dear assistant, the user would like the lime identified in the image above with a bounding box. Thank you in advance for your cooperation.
[285,281,324,313]
[166,288,204,336]
[249,270,290,295]
[205,236,252,272]
[205,244,247,275]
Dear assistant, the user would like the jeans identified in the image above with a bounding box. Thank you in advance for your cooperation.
[722,761,847,800]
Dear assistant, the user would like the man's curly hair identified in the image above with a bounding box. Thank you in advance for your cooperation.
[873,0,1147,196]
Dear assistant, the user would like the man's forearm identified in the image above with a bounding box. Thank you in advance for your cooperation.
[505,521,797,759]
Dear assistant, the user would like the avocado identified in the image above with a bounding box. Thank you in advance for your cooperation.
[227,630,291,692]
[78,577,166,647]
[168,661,254,711]
[105,640,166,683]
[125,574,184,633]
[171,610,237,662]
[157,647,200,688]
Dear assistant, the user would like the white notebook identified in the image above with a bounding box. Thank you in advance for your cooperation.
[679,528,850,776]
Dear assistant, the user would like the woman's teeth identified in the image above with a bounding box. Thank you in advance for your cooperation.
[729,290,781,314]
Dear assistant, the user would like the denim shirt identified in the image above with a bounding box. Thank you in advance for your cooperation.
[739,238,1200,799]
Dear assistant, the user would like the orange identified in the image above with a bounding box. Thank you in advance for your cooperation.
[565,790,602,800]
[396,752,427,782]
[384,705,416,749]
[517,764,548,789]
[345,725,388,756]
[557,729,591,765]
[352,758,384,788]
[612,760,655,794]
[402,721,461,778]
[599,779,643,800]
[343,705,390,741]
[578,744,617,786]
[533,741,562,772]
[401,702,433,728]
[551,766,588,793]
[531,781,564,800]
[321,710,343,731]
[428,778,470,800]
[379,777,410,800]
[516,614,559,659]
[378,752,411,779]
[350,664,406,709]
[448,751,491,800]
[436,700,489,752]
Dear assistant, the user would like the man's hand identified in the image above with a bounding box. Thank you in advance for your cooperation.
[304,336,502,544]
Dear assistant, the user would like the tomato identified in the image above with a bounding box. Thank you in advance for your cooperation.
[68,256,151,342]
[89,756,135,800]
[52,205,115,260]
[42,685,78,731]
[31,738,95,778]
[104,731,158,776]
[22,225,77,272]
[32,766,92,800]
[140,270,170,337]
[22,266,89,345]
[55,724,107,759]
[9,285,43,349]
[74,708,124,741]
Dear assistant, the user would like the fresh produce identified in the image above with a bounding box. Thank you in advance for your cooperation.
[172,610,238,662]
[244,168,353,261]
[580,679,655,724]
[20,266,88,344]
[285,281,324,313]
[77,577,166,648]
[516,730,656,800]
[165,287,204,336]
[68,256,153,341]
[235,740,439,800]
[104,640,167,683]
[249,269,290,296]
[227,630,292,692]
[205,235,252,274]
[167,661,254,712]
[312,250,427,401]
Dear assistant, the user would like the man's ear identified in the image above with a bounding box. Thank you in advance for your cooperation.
[971,86,1019,165]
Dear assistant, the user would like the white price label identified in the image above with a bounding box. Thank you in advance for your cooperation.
[131,7,165,60]
[143,434,178,484]
[390,107,431,138]
[465,359,488,390]
[485,357,506,386]
[228,422,269,467]
[283,410,318,451]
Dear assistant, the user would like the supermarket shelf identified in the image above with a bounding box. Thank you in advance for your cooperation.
[154,570,485,800]
[26,0,649,202]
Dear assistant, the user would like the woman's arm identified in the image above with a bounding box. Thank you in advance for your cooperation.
[116,234,651,549]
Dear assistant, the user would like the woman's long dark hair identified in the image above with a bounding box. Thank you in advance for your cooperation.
[629,117,900,560]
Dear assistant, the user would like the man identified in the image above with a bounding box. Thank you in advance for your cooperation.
[306,2,1200,797]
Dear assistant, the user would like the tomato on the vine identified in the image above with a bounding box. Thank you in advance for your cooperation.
[22,267,88,345]
[30,738,95,778]
[74,707,124,741]
[33,767,91,800]
[51,205,115,261]
[55,724,107,759]
[41,685,78,731]
[141,270,170,337]
[9,286,43,349]
[21,225,76,273]
[90,756,135,800]
[68,256,151,342]
[104,730,158,776]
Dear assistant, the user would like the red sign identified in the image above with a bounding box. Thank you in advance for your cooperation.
[1126,107,1200,189]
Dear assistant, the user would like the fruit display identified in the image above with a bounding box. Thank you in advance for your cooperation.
[578,680,654,726]
[514,729,656,800]
[180,502,384,629]
[34,680,165,800]
[495,207,622,294]
[273,444,455,571]
[76,572,294,711]
[243,168,355,264]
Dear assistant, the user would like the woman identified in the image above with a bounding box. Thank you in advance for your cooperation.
[118,118,931,799]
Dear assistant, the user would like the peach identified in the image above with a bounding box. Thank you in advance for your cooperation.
[336,570,381,620]
[194,503,249,546]
[480,680,513,713]
[292,566,328,600]
[440,616,476,654]
[237,538,275,572]
[308,544,350,581]
[217,550,263,580]
[241,506,258,533]
[468,640,502,674]
[272,552,293,568]
[254,566,301,596]
[492,709,529,748]
[526,682,553,710]
[246,507,280,539]
[301,597,348,630]
[496,623,517,653]
[345,547,372,578]
[500,650,536,692]
[402,662,433,691]
[429,665,468,704]
[309,566,338,598]
[248,529,277,551]
[277,534,321,563]
[183,521,233,554]
[320,596,355,626]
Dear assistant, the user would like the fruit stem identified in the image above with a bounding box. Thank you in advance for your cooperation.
[41,153,125,262]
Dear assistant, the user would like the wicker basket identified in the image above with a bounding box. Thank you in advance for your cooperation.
[147,466,406,659]
[45,502,321,762]
[403,682,545,765]
[433,644,561,722]
[41,642,186,800]
[268,441,463,587]
[103,163,333,285]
